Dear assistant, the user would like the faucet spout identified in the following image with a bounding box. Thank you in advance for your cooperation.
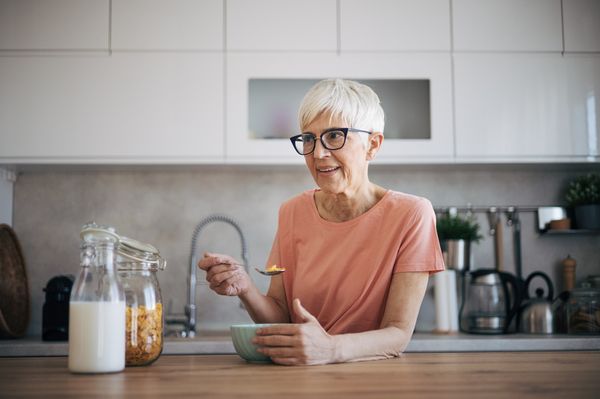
[186,214,248,337]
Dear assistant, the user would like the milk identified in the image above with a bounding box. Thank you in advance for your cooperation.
[68,301,126,373]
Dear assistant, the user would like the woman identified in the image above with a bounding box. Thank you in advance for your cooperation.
[199,79,444,365]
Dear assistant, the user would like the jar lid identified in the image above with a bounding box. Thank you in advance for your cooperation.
[80,222,119,243]
[117,236,166,271]
[584,275,600,289]
[571,282,600,298]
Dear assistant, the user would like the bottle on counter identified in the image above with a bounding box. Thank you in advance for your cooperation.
[563,255,577,292]
[68,222,126,374]
[552,255,576,334]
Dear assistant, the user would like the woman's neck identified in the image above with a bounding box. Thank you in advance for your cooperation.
[315,184,387,222]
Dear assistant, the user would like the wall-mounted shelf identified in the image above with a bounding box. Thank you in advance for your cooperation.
[537,206,600,235]
[540,229,600,236]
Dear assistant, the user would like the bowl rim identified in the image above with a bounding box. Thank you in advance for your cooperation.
[230,323,275,329]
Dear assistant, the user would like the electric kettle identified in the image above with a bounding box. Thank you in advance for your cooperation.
[460,269,522,334]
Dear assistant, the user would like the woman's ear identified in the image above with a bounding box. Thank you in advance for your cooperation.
[366,132,384,161]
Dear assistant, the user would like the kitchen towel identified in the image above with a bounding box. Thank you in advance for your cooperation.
[434,270,459,333]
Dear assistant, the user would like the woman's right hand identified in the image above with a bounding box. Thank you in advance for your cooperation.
[197,252,253,297]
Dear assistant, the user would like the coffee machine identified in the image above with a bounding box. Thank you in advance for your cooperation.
[42,274,74,341]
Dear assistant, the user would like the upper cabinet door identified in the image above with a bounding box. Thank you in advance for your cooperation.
[227,0,336,51]
[453,0,562,52]
[0,0,109,50]
[340,0,451,51]
[227,53,454,163]
[454,54,600,160]
[111,0,223,50]
[563,0,600,52]
[0,54,224,163]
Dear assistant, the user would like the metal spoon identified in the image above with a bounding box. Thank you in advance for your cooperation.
[254,267,286,276]
[229,263,286,276]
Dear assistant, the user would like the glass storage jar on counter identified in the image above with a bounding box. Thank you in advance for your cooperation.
[567,282,600,335]
[69,223,126,374]
[117,236,167,366]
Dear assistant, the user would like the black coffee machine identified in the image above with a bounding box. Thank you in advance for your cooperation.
[42,275,74,341]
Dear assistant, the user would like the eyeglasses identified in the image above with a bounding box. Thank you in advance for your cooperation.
[289,127,372,155]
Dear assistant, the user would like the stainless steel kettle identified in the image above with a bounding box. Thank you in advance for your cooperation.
[519,271,554,334]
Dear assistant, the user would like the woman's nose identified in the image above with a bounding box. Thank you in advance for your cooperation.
[312,139,330,158]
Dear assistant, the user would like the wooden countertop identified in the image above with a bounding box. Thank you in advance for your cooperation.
[5,333,600,357]
[1,352,599,398]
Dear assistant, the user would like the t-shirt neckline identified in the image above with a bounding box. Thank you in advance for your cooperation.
[308,188,391,228]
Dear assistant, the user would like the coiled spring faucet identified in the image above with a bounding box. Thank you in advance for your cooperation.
[188,215,248,337]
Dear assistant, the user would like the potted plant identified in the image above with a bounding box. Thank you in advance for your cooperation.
[436,213,483,272]
[565,173,600,230]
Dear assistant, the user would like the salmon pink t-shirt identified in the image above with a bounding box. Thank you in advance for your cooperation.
[267,189,445,335]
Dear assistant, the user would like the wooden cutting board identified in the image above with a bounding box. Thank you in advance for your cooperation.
[0,224,29,338]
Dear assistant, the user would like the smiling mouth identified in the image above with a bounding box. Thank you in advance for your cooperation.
[317,166,340,174]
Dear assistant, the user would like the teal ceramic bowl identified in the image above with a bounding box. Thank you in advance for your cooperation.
[230,324,273,363]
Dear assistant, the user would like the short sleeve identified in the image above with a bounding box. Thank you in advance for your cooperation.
[393,198,445,274]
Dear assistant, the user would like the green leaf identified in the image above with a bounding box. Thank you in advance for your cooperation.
[564,173,600,206]
[436,214,483,242]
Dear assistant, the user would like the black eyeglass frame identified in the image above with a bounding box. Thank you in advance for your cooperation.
[289,127,372,155]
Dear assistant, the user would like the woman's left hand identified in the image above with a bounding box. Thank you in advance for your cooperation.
[252,298,337,366]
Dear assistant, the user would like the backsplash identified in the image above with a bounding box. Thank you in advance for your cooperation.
[12,164,600,337]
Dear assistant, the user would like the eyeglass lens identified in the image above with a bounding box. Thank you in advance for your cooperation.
[294,130,346,155]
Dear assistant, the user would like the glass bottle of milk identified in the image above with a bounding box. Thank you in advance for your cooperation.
[68,222,126,373]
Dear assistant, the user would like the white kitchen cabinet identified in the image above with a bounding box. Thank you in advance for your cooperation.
[452,0,562,52]
[454,53,600,160]
[111,0,223,50]
[563,0,600,53]
[226,0,336,51]
[226,53,454,163]
[340,0,451,51]
[0,0,109,50]
[0,54,224,163]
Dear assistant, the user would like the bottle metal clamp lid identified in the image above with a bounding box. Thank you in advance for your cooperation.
[117,236,166,271]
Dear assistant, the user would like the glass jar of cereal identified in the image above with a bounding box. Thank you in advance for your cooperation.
[567,282,600,335]
[117,236,166,366]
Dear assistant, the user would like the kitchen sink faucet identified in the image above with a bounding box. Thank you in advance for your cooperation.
[166,214,248,338]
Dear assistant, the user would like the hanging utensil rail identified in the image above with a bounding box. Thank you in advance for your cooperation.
[434,206,539,214]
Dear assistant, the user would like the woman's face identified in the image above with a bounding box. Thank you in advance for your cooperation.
[302,113,379,196]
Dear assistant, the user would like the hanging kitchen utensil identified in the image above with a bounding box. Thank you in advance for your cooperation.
[0,224,30,338]
[505,207,523,280]
[487,207,504,271]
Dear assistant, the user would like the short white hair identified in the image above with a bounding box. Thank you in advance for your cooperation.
[298,79,385,135]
